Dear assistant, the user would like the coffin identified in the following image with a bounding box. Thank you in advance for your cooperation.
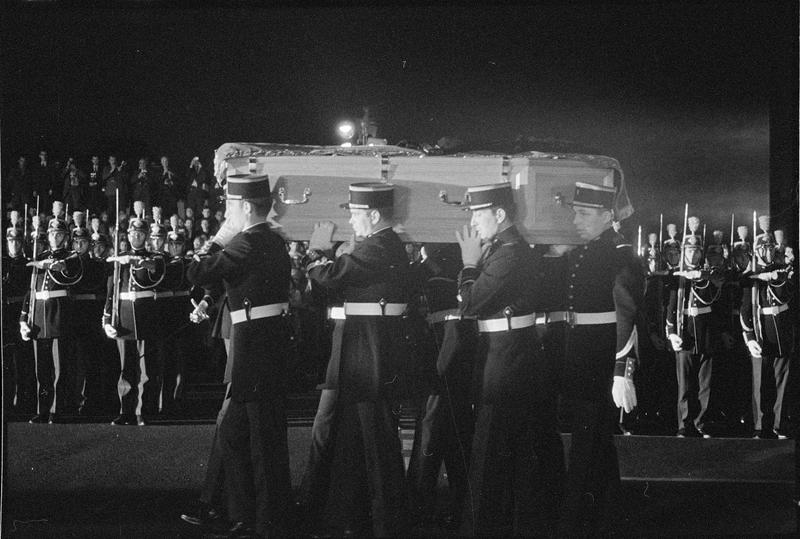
[214,143,626,244]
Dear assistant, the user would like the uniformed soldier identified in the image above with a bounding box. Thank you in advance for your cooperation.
[69,226,109,415]
[406,243,478,530]
[3,227,35,413]
[157,225,194,415]
[666,216,722,438]
[662,223,682,271]
[301,182,411,537]
[102,216,168,426]
[20,218,83,423]
[558,182,642,535]
[186,174,293,537]
[741,217,796,439]
[455,183,563,536]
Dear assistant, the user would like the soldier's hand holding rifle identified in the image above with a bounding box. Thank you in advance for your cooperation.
[746,339,762,358]
[19,321,32,341]
[455,225,487,267]
[612,375,637,414]
[189,299,209,324]
[103,324,118,339]
[668,333,683,352]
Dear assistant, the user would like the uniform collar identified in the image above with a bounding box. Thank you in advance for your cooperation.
[491,225,520,247]
[367,225,393,238]
[242,221,268,233]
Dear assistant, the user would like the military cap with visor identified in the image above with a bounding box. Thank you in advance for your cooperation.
[463,182,514,211]
[340,182,394,209]
[224,174,271,200]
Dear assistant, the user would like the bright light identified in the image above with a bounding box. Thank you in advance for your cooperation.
[337,121,355,140]
[340,142,352,147]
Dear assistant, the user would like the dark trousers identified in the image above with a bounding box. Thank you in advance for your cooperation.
[407,390,473,523]
[460,401,564,537]
[200,340,231,509]
[323,399,408,537]
[298,388,339,519]
[4,337,36,413]
[676,350,713,431]
[33,337,71,415]
[219,397,291,536]
[751,353,790,431]
[559,399,620,537]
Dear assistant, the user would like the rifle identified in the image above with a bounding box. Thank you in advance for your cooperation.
[23,203,28,246]
[729,213,734,265]
[27,196,41,330]
[637,225,642,258]
[111,190,121,328]
[702,224,707,268]
[676,203,689,339]
[658,213,663,272]
[751,211,761,342]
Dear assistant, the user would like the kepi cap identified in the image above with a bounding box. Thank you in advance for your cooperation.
[464,183,514,211]
[571,182,616,211]
[225,174,271,200]
[340,182,394,209]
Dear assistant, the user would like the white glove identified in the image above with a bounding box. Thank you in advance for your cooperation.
[211,220,238,248]
[19,322,31,341]
[753,271,779,282]
[189,299,209,324]
[104,324,118,339]
[612,376,637,413]
[668,333,683,352]
[455,225,486,267]
[309,221,336,252]
[746,340,762,358]
[674,270,702,280]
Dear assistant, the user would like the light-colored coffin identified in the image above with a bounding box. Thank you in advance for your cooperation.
[215,143,622,244]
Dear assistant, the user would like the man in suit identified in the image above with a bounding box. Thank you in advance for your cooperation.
[187,174,292,537]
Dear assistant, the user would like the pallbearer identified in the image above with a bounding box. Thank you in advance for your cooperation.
[456,182,563,536]
[302,182,411,537]
[558,182,642,535]
[186,174,292,537]
[20,218,83,423]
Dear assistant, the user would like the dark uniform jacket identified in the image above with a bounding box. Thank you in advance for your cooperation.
[4,254,32,336]
[665,270,722,354]
[458,225,549,405]
[740,263,796,357]
[562,227,643,402]
[20,248,83,339]
[70,252,108,335]
[103,247,167,340]
[306,226,411,403]
[187,222,291,402]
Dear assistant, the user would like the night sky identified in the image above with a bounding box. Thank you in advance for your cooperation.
[2,1,797,238]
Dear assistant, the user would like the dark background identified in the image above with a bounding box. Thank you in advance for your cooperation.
[2,1,797,239]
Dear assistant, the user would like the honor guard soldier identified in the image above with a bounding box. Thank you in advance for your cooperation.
[731,225,752,274]
[558,183,642,535]
[301,182,411,537]
[69,226,109,415]
[157,224,194,415]
[103,216,168,426]
[406,243,478,531]
[741,216,796,439]
[20,218,83,423]
[186,174,293,537]
[666,216,722,438]
[4,227,35,413]
[455,183,563,536]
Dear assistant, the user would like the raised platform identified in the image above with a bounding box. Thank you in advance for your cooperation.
[3,423,797,536]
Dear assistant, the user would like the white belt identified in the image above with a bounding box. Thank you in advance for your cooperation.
[761,304,789,316]
[477,313,536,333]
[327,306,346,320]
[230,302,289,324]
[684,306,712,316]
[534,311,570,325]
[35,290,69,300]
[172,290,190,297]
[343,302,407,316]
[73,293,100,301]
[566,311,617,325]
[120,291,155,300]
[427,308,472,324]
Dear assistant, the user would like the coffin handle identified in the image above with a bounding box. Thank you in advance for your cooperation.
[438,190,464,207]
[278,187,312,205]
